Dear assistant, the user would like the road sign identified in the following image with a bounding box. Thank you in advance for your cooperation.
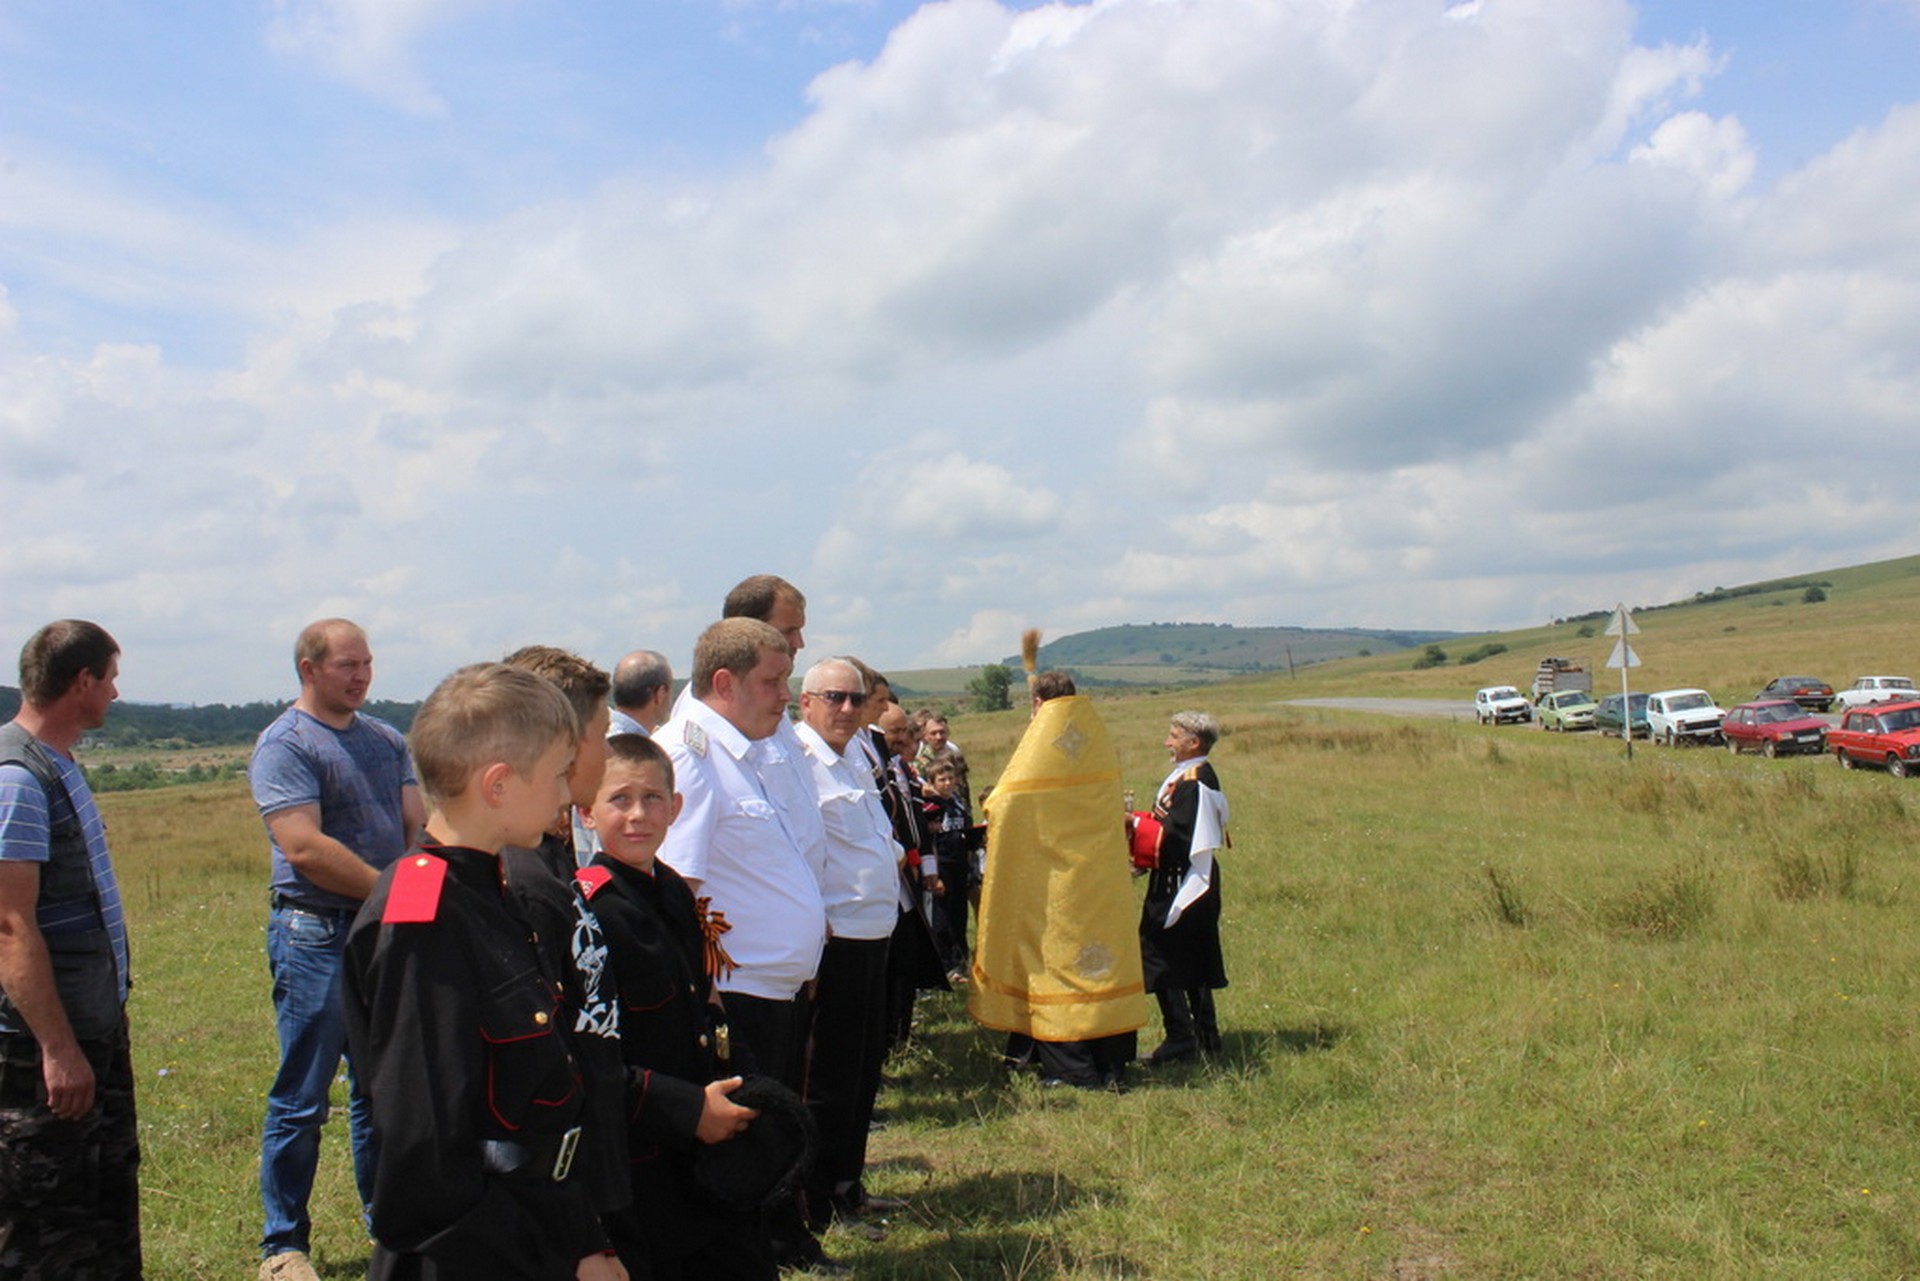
[1603,603,1640,637]
[1606,639,1641,669]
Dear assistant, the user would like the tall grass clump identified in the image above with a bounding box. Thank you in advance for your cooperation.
[1767,845,1862,902]
[1600,862,1716,938]
[1482,865,1531,927]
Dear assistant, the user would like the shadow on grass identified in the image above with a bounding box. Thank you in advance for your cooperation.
[849,1169,1142,1280]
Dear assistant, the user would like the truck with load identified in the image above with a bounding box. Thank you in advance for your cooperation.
[1532,657,1592,701]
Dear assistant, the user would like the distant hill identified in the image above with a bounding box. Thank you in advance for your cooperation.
[1001,622,1461,676]
[0,689,418,749]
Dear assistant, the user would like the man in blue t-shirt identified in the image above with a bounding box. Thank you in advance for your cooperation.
[0,619,140,1278]
[250,619,423,1281]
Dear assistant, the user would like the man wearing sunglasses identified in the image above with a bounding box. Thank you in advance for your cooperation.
[794,660,910,1235]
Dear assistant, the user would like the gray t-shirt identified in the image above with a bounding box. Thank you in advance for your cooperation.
[250,707,415,913]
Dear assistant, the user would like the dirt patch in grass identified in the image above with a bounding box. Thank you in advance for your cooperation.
[1364,1141,1462,1279]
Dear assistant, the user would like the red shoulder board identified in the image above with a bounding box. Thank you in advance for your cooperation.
[573,865,614,901]
[384,853,449,924]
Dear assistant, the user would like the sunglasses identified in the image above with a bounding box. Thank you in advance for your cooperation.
[811,689,868,707]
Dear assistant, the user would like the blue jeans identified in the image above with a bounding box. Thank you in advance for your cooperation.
[259,904,375,1257]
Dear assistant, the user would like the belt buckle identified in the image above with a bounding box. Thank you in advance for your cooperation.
[551,1126,581,1182]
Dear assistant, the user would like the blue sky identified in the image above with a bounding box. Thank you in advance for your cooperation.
[3,0,1918,702]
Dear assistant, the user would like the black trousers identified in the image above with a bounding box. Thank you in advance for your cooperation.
[803,936,891,1205]
[721,989,819,1265]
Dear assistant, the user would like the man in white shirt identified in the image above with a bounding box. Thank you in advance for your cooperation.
[793,659,908,1229]
[653,619,838,1272]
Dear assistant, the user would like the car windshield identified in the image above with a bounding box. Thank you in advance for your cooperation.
[1881,708,1920,733]
[1666,693,1711,711]
[1487,689,1520,700]
[1562,694,1594,707]
[1754,705,1800,724]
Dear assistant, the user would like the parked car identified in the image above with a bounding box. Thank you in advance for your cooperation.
[1721,700,1827,757]
[1475,686,1532,725]
[1829,700,1920,777]
[1646,688,1726,746]
[1754,676,1834,713]
[1833,676,1919,712]
[1537,689,1598,732]
[1593,692,1650,738]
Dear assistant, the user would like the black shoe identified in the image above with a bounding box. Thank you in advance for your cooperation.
[830,1185,908,1221]
[1142,1040,1198,1066]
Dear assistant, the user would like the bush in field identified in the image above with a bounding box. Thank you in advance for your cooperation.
[1412,644,1449,670]
[1455,642,1509,666]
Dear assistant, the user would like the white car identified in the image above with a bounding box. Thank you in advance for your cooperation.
[1646,688,1726,746]
[1832,676,1918,712]
[1475,686,1532,725]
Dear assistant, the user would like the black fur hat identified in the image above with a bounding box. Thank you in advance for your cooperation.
[691,1074,817,1210]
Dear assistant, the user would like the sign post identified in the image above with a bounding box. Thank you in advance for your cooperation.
[1604,603,1641,759]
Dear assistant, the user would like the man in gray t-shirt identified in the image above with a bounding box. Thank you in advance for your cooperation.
[250,620,422,1281]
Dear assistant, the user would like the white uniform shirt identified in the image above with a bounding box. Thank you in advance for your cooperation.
[656,699,827,1000]
[795,721,904,941]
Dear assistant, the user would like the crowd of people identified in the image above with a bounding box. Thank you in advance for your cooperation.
[0,580,1233,1280]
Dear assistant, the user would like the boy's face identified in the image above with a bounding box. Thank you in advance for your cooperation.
[499,736,577,848]
[587,759,681,868]
[569,704,612,808]
[928,770,957,798]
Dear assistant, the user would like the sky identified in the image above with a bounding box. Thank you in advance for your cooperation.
[3,0,1918,704]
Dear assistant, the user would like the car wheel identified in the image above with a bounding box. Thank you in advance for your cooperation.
[1763,739,1779,760]
[1892,756,1911,779]
[1838,750,1856,770]
[1725,736,1739,755]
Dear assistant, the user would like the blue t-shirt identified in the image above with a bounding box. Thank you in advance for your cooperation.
[0,750,129,1029]
[250,707,415,913]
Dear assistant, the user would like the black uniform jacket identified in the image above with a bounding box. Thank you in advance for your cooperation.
[343,844,612,1280]
[501,843,631,1217]
[1139,761,1229,992]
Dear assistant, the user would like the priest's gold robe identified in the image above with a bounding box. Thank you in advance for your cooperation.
[967,694,1148,1042]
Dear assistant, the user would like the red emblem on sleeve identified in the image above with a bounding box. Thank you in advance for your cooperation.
[573,865,614,901]
[383,854,448,923]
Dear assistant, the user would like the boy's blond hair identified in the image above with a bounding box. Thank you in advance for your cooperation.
[410,663,579,806]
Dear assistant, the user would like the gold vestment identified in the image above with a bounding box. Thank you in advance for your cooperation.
[967,694,1147,1041]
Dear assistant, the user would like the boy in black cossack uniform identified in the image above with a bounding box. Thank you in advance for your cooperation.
[341,664,627,1281]
[577,733,772,1281]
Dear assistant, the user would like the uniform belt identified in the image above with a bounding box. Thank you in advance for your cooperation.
[480,1128,582,1183]
[269,891,356,919]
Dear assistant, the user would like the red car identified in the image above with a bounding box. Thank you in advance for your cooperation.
[1722,700,1827,758]
[1829,700,1920,778]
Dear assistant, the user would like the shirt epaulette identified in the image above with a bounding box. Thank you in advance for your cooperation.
[384,853,449,923]
[574,864,614,901]
[682,720,708,758]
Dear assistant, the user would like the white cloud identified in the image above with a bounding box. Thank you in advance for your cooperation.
[265,0,492,114]
[5,0,1920,698]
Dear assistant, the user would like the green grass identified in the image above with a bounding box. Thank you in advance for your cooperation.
[108,552,1920,1276]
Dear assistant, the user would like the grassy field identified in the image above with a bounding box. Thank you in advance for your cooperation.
[109,553,1920,1277]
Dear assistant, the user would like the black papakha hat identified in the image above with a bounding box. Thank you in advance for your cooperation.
[691,1074,817,1210]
